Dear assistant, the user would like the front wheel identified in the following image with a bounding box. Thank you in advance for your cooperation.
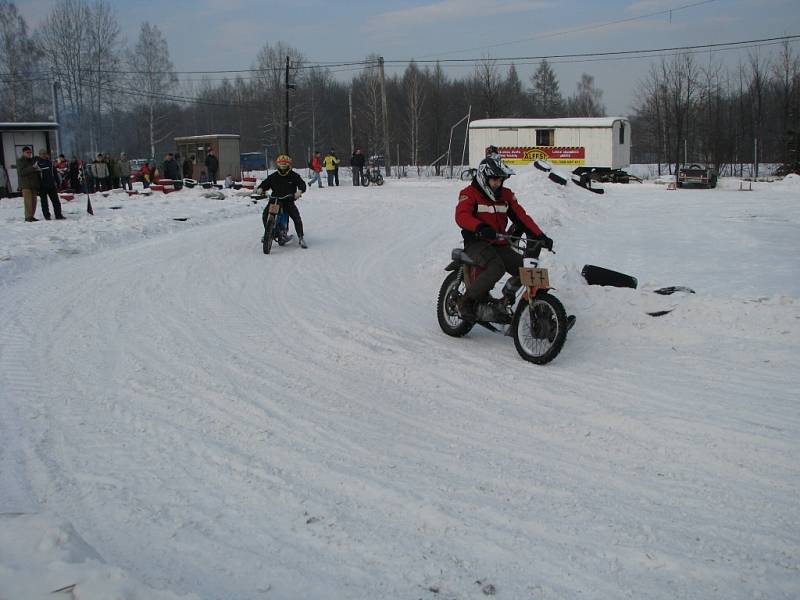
[263,215,276,254]
[375,174,384,186]
[437,270,475,337]
[512,292,568,364]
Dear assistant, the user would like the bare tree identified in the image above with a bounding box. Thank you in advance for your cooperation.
[252,42,305,156]
[37,0,121,155]
[472,55,503,118]
[402,61,426,168]
[129,22,177,158]
[352,55,383,155]
[0,1,44,121]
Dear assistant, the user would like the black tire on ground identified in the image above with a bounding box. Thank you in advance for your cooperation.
[437,270,476,337]
[376,175,384,186]
[581,264,638,289]
[512,292,568,365]
[460,168,476,181]
[362,176,370,187]
[548,172,567,185]
[263,215,276,254]
[534,160,552,172]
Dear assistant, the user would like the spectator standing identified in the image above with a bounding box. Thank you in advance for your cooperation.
[140,162,151,188]
[162,153,182,190]
[16,146,40,221]
[307,151,323,188]
[351,148,365,186]
[108,154,121,189]
[68,158,82,193]
[118,153,132,190]
[55,154,69,190]
[205,149,219,184]
[0,162,8,198]
[36,149,65,220]
[91,154,109,191]
[323,149,340,186]
[183,154,194,179]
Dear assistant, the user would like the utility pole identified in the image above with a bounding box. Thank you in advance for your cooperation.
[379,56,391,176]
[284,56,291,155]
[349,88,354,154]
[50,76,61,156]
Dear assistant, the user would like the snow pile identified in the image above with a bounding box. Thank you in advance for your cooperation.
[0,513,199,600]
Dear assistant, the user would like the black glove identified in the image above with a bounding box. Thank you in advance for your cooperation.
[530,234,553,251]
[476,224,497,240]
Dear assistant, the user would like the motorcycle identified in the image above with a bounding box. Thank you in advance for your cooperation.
[437,236,573,364]
[361,165,384,186]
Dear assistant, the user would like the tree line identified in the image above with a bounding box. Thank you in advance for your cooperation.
[2,0,797,174]
[630,43,800,176]
[0,0,607,168]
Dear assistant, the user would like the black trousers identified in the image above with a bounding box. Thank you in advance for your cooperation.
[39,188,63,219]
[462,240,523,300]
[262,198,304,239]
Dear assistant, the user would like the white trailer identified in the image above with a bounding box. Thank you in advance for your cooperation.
[468,117,630,173]
[0,122,60,192]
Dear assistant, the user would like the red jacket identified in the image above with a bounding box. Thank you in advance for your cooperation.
[310,157,322,172]
[455,183,544,244]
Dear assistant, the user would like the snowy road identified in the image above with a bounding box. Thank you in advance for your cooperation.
[1,174,798,599]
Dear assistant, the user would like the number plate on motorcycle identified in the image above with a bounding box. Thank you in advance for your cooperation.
[268,202,280,214]
[520,267,549,288]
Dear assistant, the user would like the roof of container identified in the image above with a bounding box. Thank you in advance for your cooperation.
[469,118,626,129]
[0,122,60,130]
[174,134,240,141]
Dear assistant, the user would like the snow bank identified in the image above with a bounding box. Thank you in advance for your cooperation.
[0,513,199,600]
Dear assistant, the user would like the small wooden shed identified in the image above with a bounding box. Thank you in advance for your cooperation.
[174,134,241,180]
[0,122,60,192]
[468,117,630,172]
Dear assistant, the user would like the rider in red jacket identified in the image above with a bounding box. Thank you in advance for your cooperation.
[455,155,553,320]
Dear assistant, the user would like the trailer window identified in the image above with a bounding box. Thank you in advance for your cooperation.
[536,129,554,146]
[619,123,625,144]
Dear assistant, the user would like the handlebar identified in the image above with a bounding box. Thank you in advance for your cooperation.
[269,194,295,201]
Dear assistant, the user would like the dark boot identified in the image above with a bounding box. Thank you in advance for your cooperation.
[456,295,477,321]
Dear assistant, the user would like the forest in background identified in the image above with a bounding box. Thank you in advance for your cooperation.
[1,0,798,174]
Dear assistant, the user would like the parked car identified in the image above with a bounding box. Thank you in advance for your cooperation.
[678,163,717,188]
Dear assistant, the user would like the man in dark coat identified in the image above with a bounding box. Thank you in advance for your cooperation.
[205,149,219,184]
[36,149,65,220]
[183,154,194,179]
[351,148,366,186]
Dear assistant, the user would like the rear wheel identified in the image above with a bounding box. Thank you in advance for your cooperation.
[437,270,475,337]
[512,292,568,364]
[263,215,276,254]
[460,168,476,181]
[362,176,370,187]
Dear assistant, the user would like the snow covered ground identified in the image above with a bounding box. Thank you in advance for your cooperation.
[1,169,798,599]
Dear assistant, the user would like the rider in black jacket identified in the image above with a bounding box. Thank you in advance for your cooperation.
[257,154,308,248]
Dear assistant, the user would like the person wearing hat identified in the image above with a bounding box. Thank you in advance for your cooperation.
[16,146,41,222]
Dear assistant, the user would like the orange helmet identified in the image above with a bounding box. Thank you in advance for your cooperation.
[275,154,292,174]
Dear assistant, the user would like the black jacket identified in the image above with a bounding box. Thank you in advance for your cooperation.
[205,154,219,173]
[163,158,181,180]
[351,152,365,168]
[257,170,306,197]
[36,158,59,191]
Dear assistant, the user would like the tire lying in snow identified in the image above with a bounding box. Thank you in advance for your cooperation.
[581,264,638,289]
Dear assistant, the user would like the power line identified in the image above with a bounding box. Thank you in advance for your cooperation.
[413,0,721,60]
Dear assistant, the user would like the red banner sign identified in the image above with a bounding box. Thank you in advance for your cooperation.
[496,147,585,166]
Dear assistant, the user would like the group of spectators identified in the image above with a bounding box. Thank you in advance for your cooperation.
[305,148,371,187]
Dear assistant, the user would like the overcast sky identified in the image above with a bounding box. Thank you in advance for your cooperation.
[16,0,800,115]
